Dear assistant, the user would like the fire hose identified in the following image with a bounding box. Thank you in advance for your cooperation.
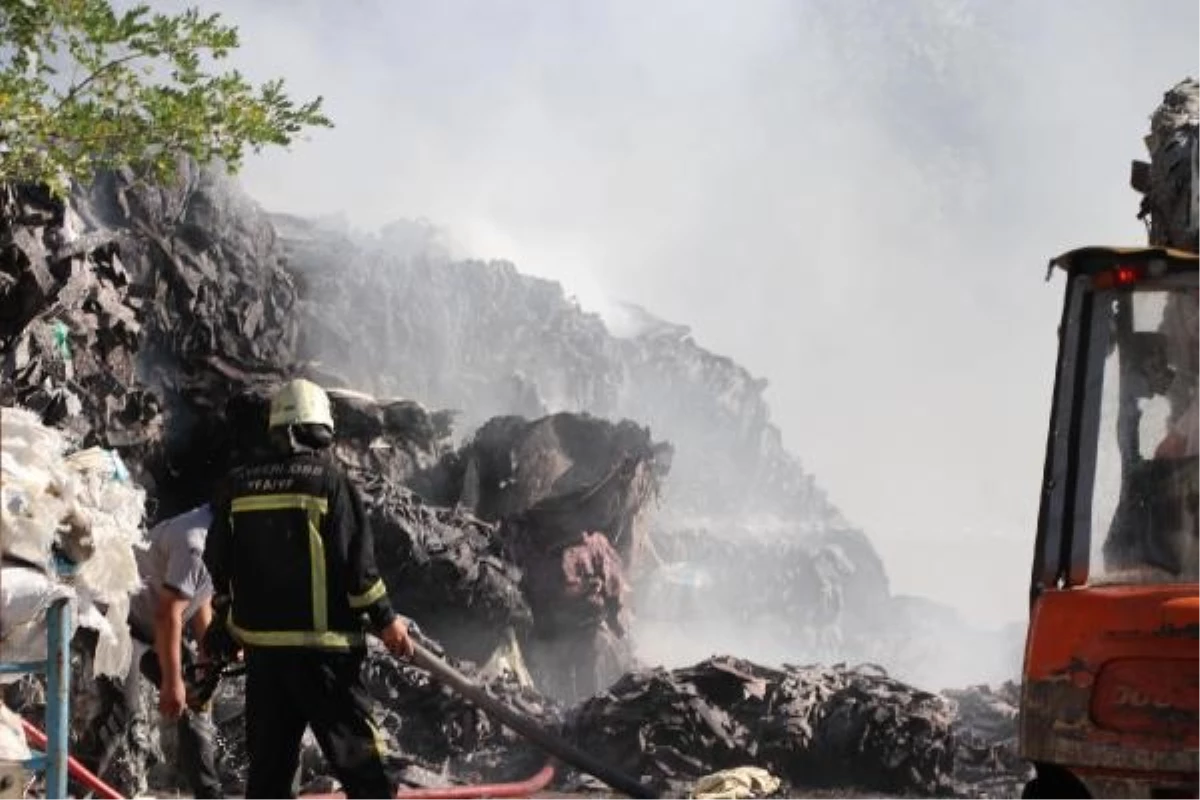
[405,642,656,799]
[19,719,123,800]
[392,763,556,799]
[302,763,557,800]
[302,643,656,799]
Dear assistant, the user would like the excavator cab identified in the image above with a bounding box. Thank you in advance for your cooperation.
[1021,246,1199,798]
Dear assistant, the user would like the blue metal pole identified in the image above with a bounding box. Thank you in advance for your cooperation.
[44,597,71,799]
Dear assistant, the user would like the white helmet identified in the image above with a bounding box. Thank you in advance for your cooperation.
[268,379,334,431]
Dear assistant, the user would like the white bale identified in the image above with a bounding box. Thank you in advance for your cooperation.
[0,567,73,636]
[92,594,134,680]
[0,621,51,680]
[67,449,147,602]
[0,408,146,681]
[0,407,67,457]
[0,703,31,761]
[1,408,76,567]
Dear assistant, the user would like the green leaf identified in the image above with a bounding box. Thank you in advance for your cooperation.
[0,0,334,193]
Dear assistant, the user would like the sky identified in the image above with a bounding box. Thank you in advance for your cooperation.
[163,0,1196,627]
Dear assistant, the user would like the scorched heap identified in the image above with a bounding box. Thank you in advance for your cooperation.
[4,159,1027,796]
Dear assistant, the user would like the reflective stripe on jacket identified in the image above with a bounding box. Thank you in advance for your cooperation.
[204,451,395,650]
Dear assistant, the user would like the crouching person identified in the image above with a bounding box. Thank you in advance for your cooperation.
[204,379,414,799]
[77,503,223,798]
[126,502,224,798]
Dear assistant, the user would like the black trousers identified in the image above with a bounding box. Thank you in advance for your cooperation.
[75,637,223,799]
[244,647,391,799]
[137,647,224,798]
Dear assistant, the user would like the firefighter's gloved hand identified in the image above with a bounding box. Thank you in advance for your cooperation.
[379,617,414,660]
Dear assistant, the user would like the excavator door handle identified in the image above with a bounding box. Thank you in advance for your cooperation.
[1160,596,1199,629]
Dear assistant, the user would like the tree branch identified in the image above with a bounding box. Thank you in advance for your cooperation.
[53,51,144,111]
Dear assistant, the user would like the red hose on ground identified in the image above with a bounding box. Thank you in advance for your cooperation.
[394,763,555,799]
[301,762,556,799]
[20,718,126,800]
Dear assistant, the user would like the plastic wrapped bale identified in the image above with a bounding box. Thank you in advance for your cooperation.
[0,566,76,674]
[0,407,74,568]
[0,408,148,679]
[0,702,32,761]
[62,447,147,678]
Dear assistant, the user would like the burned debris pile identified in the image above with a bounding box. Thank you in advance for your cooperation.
[0,183,162,478]
[1,160,1030,798]
[362,483,532,665]
[0,162,307,517]
[636,526,889,646]
[434,413,671,701]
[272,213,840,528]
[210,649,1025,799]
[941,682,1028,798]
[559,659,1028,799]
[568,656,968,798]
[633,527,1026,692]
[271,212,917,676]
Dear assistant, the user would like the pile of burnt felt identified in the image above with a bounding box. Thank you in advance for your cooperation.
[941,681,1029,798]
[0,161,306,513]
[362,480,534,665]
[566,657,960,798]
[6,642,1029,798]
[0,182,163,470]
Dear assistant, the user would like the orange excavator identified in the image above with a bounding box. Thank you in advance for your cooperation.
[1020,245,1199,798]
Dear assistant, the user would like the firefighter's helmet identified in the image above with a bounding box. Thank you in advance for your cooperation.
[268,379,334,431]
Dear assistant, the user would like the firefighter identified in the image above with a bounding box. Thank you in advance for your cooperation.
[203,378,414,799]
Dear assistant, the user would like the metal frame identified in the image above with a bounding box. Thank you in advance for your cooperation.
[1031,273,1093,598]
[0,561,74,799]
[1031,249,1199,601]
[1066,286,1111,587]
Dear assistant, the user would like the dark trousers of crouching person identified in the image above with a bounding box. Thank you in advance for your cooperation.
[76,631,222,798]
[244,646,390,799]
[136,645,223,798]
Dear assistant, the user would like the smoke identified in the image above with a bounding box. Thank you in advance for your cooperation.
[143,0,1195,634]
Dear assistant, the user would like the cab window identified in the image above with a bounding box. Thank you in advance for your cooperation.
[1089,284,1198,584]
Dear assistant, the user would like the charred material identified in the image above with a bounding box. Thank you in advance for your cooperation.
[567,657,958,798]
[1132,77,1199,252]
[363,482,531,666]
[0,161,307,519]
[0,183,162,478]
[0,153,1036,798]
[272,214,839,529]
[942,682,1029,799]
[634,528,1025,692]
[435,413,671,702]
[638,526,888,643]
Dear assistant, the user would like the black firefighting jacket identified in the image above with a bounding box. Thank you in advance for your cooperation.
[204,450,396,651]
